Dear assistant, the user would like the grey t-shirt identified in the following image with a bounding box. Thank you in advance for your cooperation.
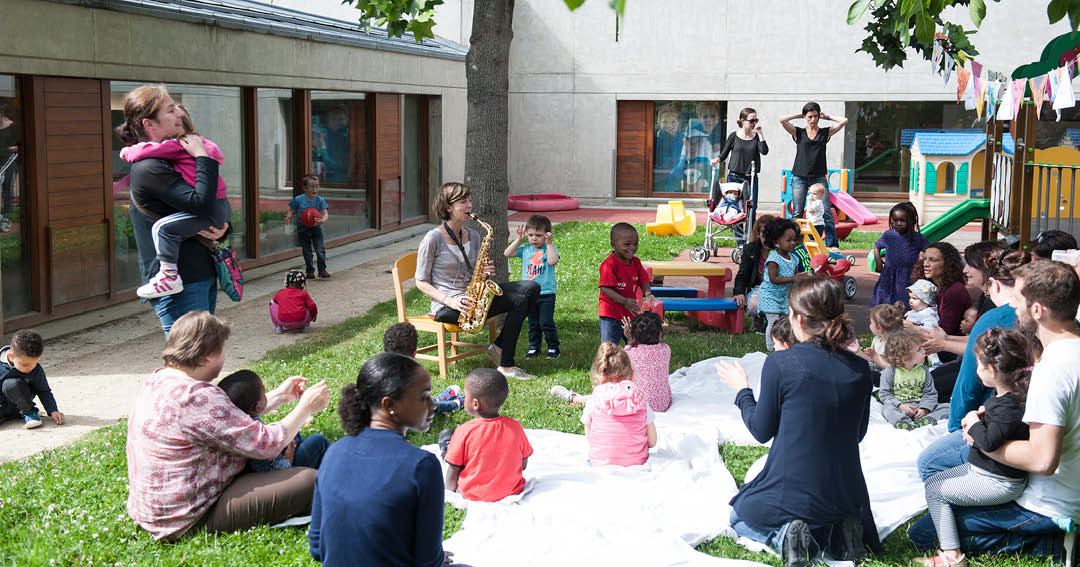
[415,226,480,314]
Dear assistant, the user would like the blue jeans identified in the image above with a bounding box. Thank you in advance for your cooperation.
[297,226,326,273]
[917,430,971,481]
[791,175,838,247]
[152,277,218,337]
[730,509,788,552]
[293,433,330,469]
[599,316,626,345]
[528,293,560,351]
[727,171,759,243]
[907,501,1061,557]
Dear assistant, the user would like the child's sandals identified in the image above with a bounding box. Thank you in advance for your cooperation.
[912,552,967,567]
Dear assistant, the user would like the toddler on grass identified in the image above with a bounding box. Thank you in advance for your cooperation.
[879,327,949,430]
[382,321,463,414]
[598,223,654,345]
[0,329,63,429]
[218,369,330,472]
[439,368,533,502]
[759,218,801,351]
[270,270,318,334]
[581,342,657,467]
[504,214,561,359]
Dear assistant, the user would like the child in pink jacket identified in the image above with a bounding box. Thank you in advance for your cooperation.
[123,106,231,300]
[581,342,657,467]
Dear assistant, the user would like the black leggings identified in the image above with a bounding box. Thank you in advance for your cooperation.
[435,280,540,368]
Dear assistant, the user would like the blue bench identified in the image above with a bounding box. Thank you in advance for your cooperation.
[657,297,739,311]
[650,286,700,298]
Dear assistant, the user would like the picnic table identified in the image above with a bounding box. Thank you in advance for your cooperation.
[641,261,742,334]
[642,261,732,298]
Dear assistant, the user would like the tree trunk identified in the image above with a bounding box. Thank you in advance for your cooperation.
[465,0,514,283]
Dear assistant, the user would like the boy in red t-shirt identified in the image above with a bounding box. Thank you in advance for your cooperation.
[598,222,654,344]
[269,270,318,333]
[442,368,533,502]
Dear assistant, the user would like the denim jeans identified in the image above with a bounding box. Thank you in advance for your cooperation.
[730,509,788,552]
[917,429,971,481]
[907,501,1061,557]
[297,226,326,273]
[791,175,838,247]
[727,171,759,243]
[528,293,560,351]
[152,277,218,337]
[292,433,330,469]
[599,316,627,345]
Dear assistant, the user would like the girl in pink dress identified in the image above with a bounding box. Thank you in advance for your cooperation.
[581,342,657,467]
[624,312,672,412]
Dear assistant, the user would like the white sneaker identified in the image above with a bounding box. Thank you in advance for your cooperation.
[137,270,184,299]
[550,385,577,402]
[499,366,536,381]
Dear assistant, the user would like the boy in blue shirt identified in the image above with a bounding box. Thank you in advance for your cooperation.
[503,215,560,359]
[284,173,330,279]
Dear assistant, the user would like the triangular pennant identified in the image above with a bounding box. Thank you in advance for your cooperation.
[944,56,956,85]
[1011,78,1026,122]
[1052,66,1076,111]
[964,75,976,110]
[975,79,988,119]
[957,66,971,102]
[986,80,998,113]
[1031,75,1049,115]
[932,41,944,74]
[997,82,1014,121]
[971,60,983,80]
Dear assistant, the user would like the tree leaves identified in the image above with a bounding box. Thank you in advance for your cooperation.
[969,0,986,27]
[342,0,446,42]
[847,0,873,24]
[564,0,586,10]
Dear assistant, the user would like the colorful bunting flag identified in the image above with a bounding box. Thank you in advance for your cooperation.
[1051,66,1076,111]
[975,78,988,119]
[964,75,976,110]
[1011,78,1026,122]
[1031,75,1049,115]
[971,60,983,80]
[932,41,944,74]
[944,55,956,85]
[996,81,1014,121]
[956,66,971,102]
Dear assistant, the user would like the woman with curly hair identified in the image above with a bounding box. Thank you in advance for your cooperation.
[916,242,971,336]
[308,353,447,567]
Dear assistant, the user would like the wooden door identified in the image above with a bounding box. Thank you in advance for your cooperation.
[30,77,112,310]
[374,93,402,228]
[616,101,652,197]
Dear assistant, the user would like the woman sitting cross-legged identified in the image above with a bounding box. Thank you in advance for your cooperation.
[308,353,448,567]
[715,276,880,567]
[125,311,331,541]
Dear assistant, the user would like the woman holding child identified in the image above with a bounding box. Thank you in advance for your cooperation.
[118,85,226,335]
[715,277,879,564]
[126,311,331,541]
[415,182,540,381]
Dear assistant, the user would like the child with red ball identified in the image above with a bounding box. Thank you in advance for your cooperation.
[284,174,330,279]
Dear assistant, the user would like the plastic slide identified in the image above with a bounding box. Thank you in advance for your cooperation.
[646,201,697,236]
[867,198,990,271]
[830,188,878,225]
[919,198,990,243]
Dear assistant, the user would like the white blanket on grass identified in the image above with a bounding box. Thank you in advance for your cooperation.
[428,353,944,567]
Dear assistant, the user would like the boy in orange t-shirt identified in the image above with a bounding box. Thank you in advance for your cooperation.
[443,368,533,502]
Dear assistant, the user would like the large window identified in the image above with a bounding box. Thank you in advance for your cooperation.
[853,101,977,193]
[311,92,372,238]
[652,101,726,193]
[257,88,294,256]
[0,75,30,317]
[402,94,425,220]
[111,82,248,283]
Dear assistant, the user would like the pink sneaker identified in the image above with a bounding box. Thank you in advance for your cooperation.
[137,270,184,299]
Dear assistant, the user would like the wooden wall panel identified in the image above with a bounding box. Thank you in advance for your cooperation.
[374,93,401,227]
[616,101,650,197]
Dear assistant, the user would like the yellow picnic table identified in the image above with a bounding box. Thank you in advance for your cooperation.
[642,261,732,298]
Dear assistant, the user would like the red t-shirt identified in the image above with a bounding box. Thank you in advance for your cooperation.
[272,288,318,322]
[598,254,650,320]
[444,416,533,502]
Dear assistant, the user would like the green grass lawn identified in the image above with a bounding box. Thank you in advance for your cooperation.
[0,222,1056,566]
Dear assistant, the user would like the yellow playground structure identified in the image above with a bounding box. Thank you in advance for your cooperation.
[646,201,697,236]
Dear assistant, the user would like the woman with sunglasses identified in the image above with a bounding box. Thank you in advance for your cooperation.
[713,108,768,237]
[780,102,848,248]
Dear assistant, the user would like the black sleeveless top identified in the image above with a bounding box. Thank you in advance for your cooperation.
[791,126,830,177]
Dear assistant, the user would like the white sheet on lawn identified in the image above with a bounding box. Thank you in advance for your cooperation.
[427,353,944,567]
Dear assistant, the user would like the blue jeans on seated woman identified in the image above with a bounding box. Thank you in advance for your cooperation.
[152,277,218,337]
[729,509,789,552]
[791,175,838,247]
[916,429,971,481]
[907,501,1061,557]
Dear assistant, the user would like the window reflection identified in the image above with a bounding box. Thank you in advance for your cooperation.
[311,92,371,238]
[257,88,294,256]
[652,101,726,193]
[0,75,30,317]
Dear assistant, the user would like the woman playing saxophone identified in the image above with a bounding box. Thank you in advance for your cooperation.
[414,182,541,381]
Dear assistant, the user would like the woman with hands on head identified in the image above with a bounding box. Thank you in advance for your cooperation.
[780,102,848,248]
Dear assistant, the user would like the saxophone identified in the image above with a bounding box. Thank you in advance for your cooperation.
[457,213,503,332]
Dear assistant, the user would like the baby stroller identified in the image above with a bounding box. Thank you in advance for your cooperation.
[689,168,753,263]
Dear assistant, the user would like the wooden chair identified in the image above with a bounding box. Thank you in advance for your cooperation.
[392,252,496,380]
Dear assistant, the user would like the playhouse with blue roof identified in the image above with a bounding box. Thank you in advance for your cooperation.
[903,129,1014,223]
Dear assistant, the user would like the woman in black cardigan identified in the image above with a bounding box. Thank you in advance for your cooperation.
[716,276,880,565]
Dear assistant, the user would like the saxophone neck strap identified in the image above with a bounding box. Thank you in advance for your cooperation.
[443,222,473,272]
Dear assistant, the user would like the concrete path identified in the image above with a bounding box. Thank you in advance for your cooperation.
[0,224,434,462]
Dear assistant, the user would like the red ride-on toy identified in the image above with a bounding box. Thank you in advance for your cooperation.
[810,253,857,300]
